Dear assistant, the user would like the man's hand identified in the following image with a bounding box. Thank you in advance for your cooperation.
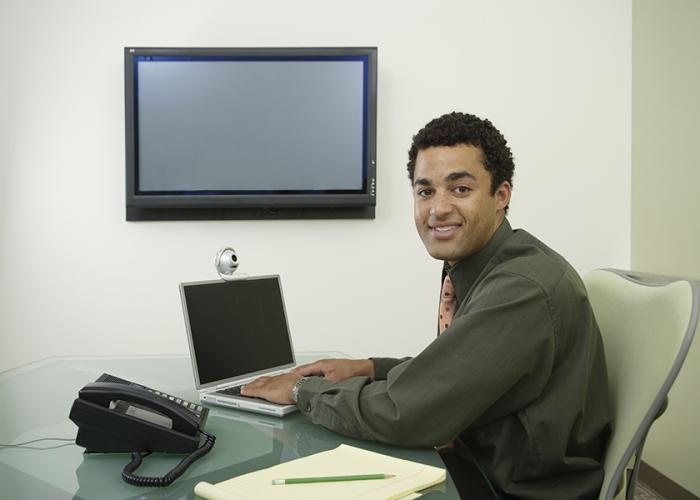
[293,358,374,382]
[240,372,302,405]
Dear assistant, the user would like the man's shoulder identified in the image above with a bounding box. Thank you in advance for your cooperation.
[487,229,582,295]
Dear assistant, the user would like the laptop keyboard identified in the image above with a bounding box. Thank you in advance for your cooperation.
[216,384,278,404]
[218,385,243,396]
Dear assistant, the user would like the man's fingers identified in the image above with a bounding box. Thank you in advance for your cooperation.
[240,373,299,405]
[241,384,263,396]
[241,376,269,394]
[294,361,326,376]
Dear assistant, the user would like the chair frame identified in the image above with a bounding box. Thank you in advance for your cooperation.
[595,269,699,500]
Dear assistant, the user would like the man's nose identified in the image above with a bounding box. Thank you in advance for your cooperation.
[429,191,453,217]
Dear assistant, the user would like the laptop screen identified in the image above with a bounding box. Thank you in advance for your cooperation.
[180,276,295,387]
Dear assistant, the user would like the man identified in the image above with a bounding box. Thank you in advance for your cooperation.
[242,112,611,499]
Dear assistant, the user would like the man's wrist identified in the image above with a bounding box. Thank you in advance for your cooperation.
[363,359,375,379]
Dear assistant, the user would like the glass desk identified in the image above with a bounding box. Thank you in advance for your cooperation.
[0,354,460,499]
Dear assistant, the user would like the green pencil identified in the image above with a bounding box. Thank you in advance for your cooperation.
[271,473,395,485]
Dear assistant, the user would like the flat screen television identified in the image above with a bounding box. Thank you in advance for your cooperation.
[124,47,377,220]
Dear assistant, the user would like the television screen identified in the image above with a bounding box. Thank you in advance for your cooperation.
[124,47,377,220]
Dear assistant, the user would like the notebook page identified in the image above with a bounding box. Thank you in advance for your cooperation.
[194,444,446,500]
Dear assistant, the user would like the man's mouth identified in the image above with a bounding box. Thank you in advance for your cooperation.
[433,225,458,232]
[429,223,461,238]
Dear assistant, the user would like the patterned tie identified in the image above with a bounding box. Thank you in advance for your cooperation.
[437,273,458,451]
[439,274,456,334]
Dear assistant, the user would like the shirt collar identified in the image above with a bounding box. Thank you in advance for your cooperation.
[445,218,513,303]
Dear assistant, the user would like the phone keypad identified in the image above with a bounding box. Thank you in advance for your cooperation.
[144,387,203,414]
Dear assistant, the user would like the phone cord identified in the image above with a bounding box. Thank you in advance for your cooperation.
[121,430,216,487]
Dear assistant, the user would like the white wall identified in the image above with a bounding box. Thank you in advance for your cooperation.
[632,0,700,494]
[0,0,631,371]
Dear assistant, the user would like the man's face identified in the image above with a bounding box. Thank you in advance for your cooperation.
[413,144,511,265]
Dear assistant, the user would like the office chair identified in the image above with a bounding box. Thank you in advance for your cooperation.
[584,269,698,500]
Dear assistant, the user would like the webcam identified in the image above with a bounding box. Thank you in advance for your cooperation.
[214,247,247,281]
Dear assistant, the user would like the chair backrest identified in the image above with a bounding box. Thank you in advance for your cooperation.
[584,269,698,500]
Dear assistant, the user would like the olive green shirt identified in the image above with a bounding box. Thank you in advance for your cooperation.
[297,219,610,499]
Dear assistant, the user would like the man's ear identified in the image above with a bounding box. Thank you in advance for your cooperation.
[494,181,512,212]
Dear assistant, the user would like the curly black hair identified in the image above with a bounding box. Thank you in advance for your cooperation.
[407,112,514,195]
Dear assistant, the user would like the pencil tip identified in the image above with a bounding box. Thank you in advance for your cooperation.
[385,474,396,479]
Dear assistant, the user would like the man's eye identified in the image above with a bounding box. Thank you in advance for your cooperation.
[417,188,433,197]
[454,186,471,194]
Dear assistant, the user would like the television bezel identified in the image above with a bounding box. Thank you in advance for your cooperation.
[124,46,377,220]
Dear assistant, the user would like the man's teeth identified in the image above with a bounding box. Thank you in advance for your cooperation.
[434,226,457,232]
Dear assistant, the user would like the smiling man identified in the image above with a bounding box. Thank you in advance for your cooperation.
[242,112,611,500]
[412,143,510,265]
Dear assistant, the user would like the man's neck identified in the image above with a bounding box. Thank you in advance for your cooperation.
[446,216,506,267]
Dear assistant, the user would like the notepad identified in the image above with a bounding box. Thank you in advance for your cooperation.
[194,444,446,500]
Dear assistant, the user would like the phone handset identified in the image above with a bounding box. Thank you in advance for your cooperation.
[79,382,199,435]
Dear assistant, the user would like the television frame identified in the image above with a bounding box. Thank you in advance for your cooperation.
[124,46,377,221]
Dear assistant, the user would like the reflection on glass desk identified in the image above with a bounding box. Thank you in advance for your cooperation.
[0,354,459,499]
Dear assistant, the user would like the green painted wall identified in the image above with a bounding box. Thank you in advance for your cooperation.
[632,0,700,495]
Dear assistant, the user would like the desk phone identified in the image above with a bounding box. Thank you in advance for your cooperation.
[69,373,215,486]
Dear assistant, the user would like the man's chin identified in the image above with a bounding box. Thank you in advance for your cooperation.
[425,246,456,262]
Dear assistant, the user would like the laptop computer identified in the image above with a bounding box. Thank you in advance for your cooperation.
[179,275,298,417]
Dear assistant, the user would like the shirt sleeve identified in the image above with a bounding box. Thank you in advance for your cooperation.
[296,270,557,448]
[370,357,412,380]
